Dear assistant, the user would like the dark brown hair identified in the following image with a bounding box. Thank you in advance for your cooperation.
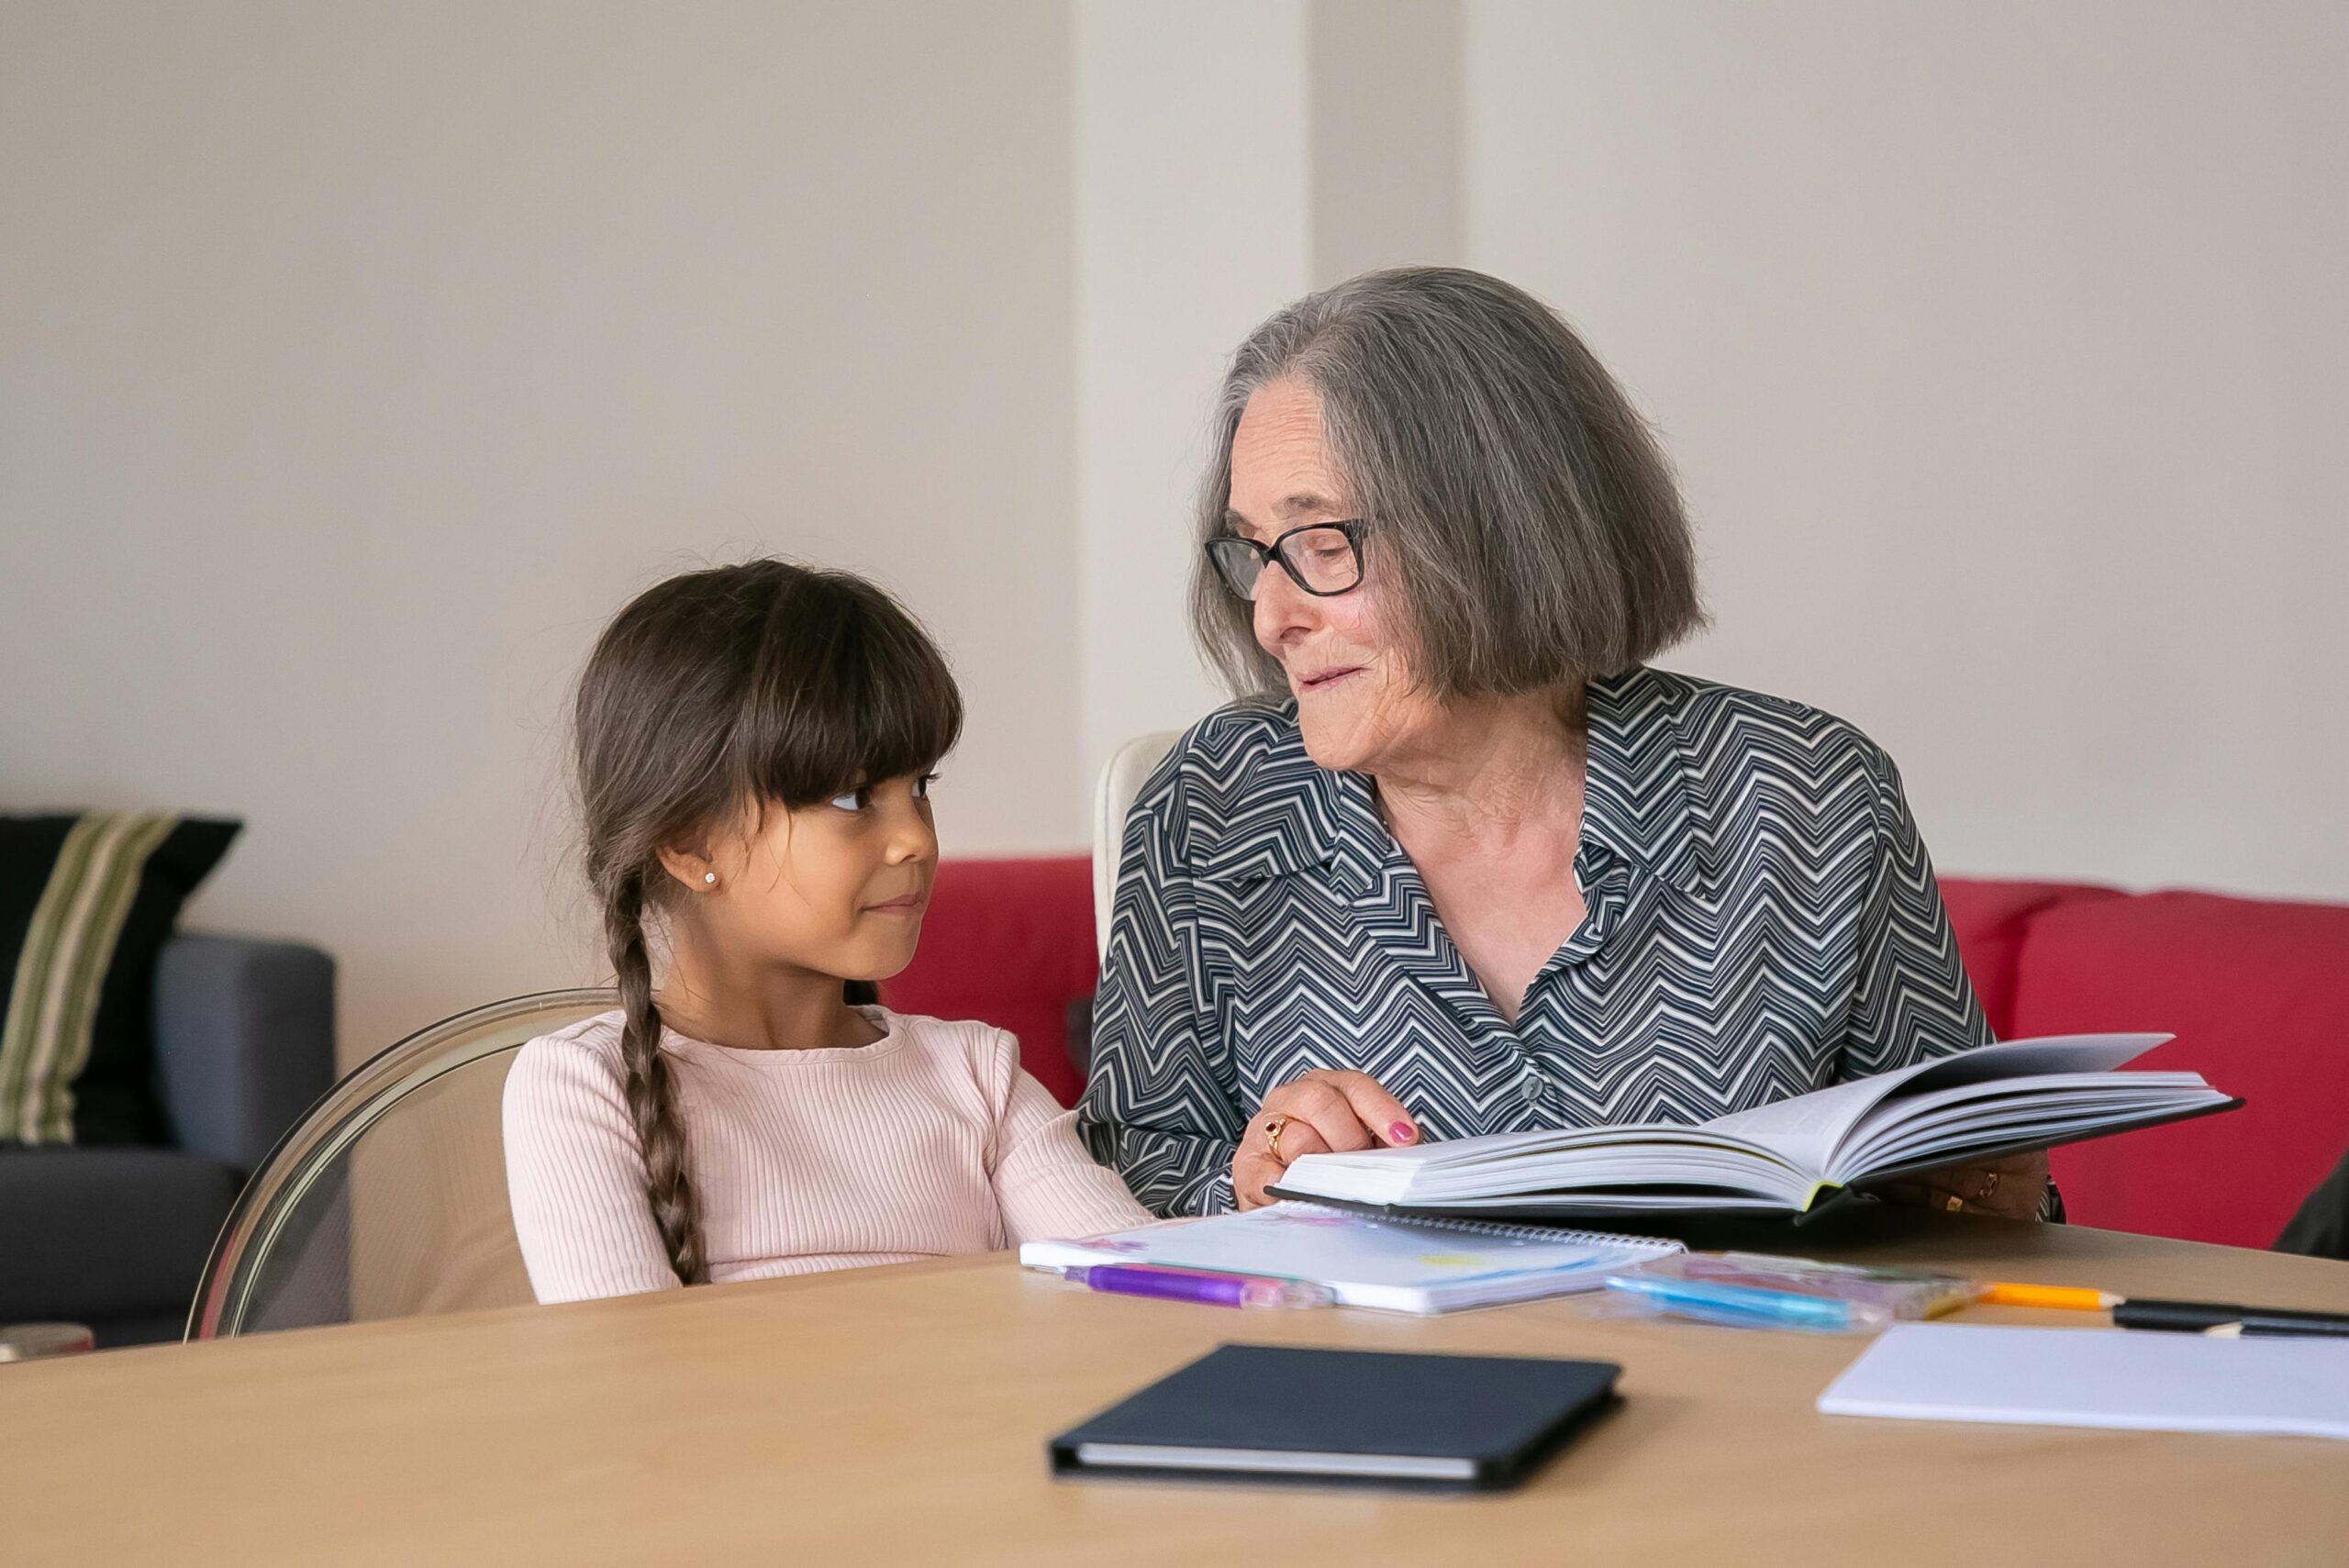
[571,560,962,1284]
[1192,266,1705,700]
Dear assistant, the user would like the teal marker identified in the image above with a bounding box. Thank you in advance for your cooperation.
[1606,1272,1867,1331]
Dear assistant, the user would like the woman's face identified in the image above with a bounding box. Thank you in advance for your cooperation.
[1226,378,1442,774]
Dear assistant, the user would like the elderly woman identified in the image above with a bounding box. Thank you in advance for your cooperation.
[1079,266,2046,1221]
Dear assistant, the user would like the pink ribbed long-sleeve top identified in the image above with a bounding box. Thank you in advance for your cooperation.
[501,1006,1151,1304]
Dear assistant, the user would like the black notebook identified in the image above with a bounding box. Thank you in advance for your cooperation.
[1048,1344,1621,1491]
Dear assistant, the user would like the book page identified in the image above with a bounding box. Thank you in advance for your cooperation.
[1295,1125,1805,1206]
[1704,1073,1911,1173]
[1844,1094,2233,1183]
[1704,1034,2171,1174]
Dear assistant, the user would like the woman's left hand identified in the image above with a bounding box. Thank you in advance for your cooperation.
[1231,1070,1418,1210]
[1873,1150,2049,1220]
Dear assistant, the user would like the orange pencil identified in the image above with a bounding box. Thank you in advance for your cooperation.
[1976,1282,2121,1311]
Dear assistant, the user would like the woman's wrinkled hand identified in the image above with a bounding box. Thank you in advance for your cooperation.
[1873,1149,2050,1220]
[1232,1070,1419,1209]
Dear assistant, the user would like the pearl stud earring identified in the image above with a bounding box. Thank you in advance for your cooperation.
[703,872,718,885]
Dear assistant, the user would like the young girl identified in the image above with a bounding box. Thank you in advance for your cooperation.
[503,561,1150,1303]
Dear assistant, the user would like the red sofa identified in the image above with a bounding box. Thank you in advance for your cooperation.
[887,858,2349,1250]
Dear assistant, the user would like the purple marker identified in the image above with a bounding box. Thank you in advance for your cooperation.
[1052,1263,1332,1310]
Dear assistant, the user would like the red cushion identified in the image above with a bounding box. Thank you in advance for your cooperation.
[1939,878,2123,1039]
[880,857,2349,1246]
[880,857,1097,1106]
[2008,890,2349,1249]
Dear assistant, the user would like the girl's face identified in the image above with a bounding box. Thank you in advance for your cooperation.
[1226,377,1445,776]
[666,772,939,985]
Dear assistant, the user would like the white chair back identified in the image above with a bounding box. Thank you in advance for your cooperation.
[1091,731,1181,960]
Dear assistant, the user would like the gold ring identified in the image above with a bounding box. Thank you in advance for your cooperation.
[1264,1114,1293,1163]
[1945,1194,1965,1214]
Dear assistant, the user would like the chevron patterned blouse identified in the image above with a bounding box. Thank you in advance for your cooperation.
[1078,665,1993,1217]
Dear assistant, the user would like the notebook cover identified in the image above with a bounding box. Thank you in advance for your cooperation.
[1048,1344,1621,1492]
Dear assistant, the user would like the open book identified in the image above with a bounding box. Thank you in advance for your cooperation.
[1268,1034,2239,1223]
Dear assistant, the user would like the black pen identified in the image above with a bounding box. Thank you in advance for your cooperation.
[2111,1297,2349,1340]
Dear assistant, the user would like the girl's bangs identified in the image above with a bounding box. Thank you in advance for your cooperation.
[735,575,963,807]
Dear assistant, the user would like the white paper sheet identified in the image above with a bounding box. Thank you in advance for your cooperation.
[1819,1323,2349,1440]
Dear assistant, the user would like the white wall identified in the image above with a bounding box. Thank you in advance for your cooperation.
[1073,1,1310,797]
[1309,0,1463,284]
[1072,0,1475,799]
[0,3,1081,1063]
[5,2,2342,1076]
[1465,1,2349,899]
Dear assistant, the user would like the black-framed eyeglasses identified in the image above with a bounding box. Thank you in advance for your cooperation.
[1204,520,1369,601]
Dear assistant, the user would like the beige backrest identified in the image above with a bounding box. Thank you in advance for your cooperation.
[188,989,616,1339]
[1091,731,1181,961]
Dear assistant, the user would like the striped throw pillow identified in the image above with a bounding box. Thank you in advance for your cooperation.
[0,813,240,1145]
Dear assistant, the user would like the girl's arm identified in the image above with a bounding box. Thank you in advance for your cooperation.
[981,1029,1153,1243]
[502,1035,689,1302]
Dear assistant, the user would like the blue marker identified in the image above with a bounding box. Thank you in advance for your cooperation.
[1606,1272,1868,1331]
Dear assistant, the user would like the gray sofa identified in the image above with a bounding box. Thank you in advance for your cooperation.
[0,934,335,1347]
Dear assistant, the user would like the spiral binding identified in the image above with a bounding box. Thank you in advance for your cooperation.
[1286,1201,1685,1256]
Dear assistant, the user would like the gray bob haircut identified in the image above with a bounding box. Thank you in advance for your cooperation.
[1190,266,1705,700]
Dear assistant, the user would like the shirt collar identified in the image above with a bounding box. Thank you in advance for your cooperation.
[1182,667,1719,897]
[1577,666,1718,897]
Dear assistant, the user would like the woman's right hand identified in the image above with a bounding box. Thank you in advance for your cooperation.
[1232,1070,1419,1209]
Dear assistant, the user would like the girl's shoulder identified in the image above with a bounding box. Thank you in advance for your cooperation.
[882,1008,1019,1066]
[503,1010,631,1112]
[518,1008,629,1060]
[879,1009,1026,1096]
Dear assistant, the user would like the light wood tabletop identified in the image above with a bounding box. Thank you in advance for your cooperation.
[6,1211,2346,1567]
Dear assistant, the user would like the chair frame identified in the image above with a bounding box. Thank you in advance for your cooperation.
[1092,730,1181,960]
[185,987,615,1340]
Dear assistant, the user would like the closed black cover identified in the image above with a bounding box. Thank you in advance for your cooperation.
[1048,1343,1620,1492]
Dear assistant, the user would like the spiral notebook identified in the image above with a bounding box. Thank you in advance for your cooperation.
[1019,1201,1682,1315]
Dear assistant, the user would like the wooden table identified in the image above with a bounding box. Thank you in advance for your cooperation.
[6,1212,2346,1566]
